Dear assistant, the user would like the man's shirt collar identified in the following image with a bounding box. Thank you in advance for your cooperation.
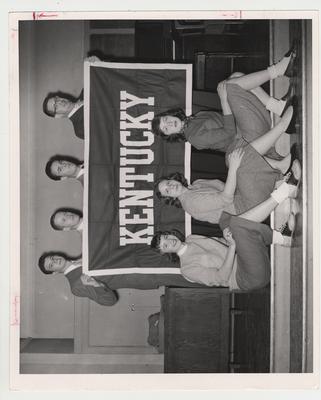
[177,243,188,257]
[68,101,83,118]
[64,260,82,275]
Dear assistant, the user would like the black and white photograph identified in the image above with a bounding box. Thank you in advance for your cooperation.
[5,5,319,392]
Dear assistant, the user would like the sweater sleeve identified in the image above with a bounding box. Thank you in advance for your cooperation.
[66,269,118,306]
[191,180,234,211]
[181,238,232,287]
[196,178,225,191]
[181,262,224,287]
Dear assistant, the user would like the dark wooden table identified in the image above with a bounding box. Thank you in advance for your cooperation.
[164,287,230,373]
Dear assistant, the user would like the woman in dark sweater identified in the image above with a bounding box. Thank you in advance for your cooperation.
[152,46,297,159]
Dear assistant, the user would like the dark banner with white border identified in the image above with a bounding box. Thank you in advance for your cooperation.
[83,62,192,276]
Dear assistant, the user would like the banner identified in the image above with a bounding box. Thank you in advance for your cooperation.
[83,62,192,276]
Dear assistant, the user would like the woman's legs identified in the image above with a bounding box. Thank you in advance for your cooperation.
[228,72,272,105]
[249,86,270,106]
[227,216,272,290]
[238,181,296,223]
[264,154,291,174]
[227,69,271,91]
[238,196,278,223]
[226,52,294,91]
[250,106,293,155]
[228,73,289,117]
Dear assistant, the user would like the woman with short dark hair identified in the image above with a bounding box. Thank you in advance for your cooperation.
[151,182,297,291]
[152,46,297,158]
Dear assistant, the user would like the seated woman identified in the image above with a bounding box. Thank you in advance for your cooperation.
[151,181,297,291]
[45,155,84,184]
[156,106,301,224]
[152,45,297,158]
[50,208,83,232]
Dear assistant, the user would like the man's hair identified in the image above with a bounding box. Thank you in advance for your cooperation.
[154,172,188,208]
[42,91,79,117]
[151,108,187,143]
[38,251,70,275]
[150,229,185,263]
[43,95,55,117]
[45,155,83,181]
[50,208,83,230]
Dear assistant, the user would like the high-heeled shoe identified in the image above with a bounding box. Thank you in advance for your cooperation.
[274,213,296,247]
[279,216,296,246]
[279,82,295,116]
[282,95,298,134]
[282,82,294,102]
[284,143,300,175]
[290,198,301,216]
[284,40,298,58]
[283,40,299,78]
[284,156,302,198]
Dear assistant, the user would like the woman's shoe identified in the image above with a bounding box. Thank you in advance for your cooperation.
[282,95,298,134]
[284,40,298,58]
[279,82,294,114]
[284,157,302,198]
[284,40,299,78]
[284,143,299,175]
[273,213,296,247]
[290,198,301,216]
[279,215,296,246]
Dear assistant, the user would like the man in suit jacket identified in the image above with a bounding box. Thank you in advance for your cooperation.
[42,56,101,139]
[38,252,118,306]
[43,91,84,139]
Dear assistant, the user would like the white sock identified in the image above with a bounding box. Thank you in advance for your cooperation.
[270,182,289,204]
[266,97,286,116]
[267,65,278,80]
[267,55,291,79]
[272,229,292,247]
[272,230,285,244]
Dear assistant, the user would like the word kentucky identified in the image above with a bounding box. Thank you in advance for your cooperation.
[119,91,155,246]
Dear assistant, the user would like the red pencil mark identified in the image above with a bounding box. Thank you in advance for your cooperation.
[11,295,20,326]
[218,11,240,19]
[33,12,59,20]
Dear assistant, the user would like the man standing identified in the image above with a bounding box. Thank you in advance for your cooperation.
[43,92,84,139]
[38,252,118,306]
[50,208,83,232]
[42,56,100,139]
[45,156,84,185]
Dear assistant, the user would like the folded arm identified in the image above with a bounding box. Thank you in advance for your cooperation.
[223,148,244,198]
[68,272,118,306]
[181,247,236,287]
